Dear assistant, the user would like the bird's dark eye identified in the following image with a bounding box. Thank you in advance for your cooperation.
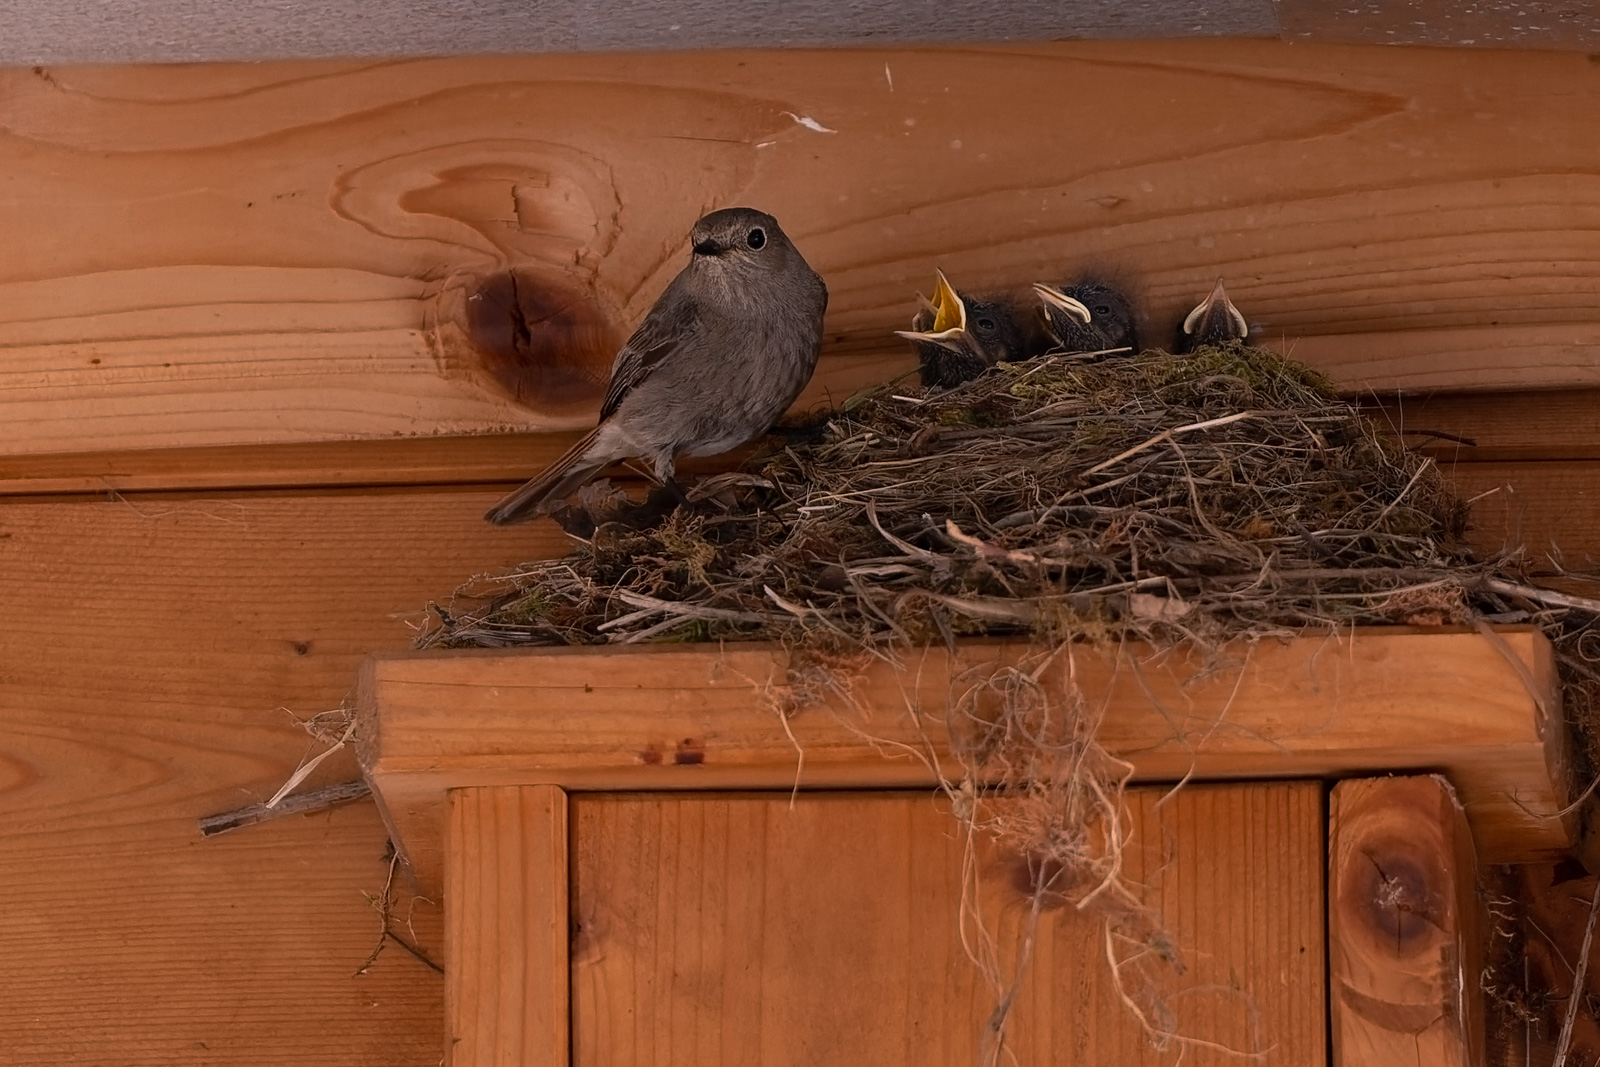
[746,228,766,250]
[1095,305,1112,316]
[976,317,996,331]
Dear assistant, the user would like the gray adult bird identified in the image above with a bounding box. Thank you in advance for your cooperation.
[1032,279,1140,357]
[484,207,828,525]
[1174,278,1249,353]
[897,270,1037,388]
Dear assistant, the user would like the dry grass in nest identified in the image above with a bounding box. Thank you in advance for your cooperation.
[427,346,1484,651]
[418,344,1600,1056]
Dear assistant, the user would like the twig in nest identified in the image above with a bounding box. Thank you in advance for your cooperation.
[946,519,1054,566]
[1551,878,1600,1067]
[866,500,942,563]
[612,590,773,624]
[1079,410,1263,479]
[1483,578,1600,616]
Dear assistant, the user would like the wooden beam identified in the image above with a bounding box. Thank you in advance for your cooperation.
[6,43,1600,461]
[1329,775,1485,1067]
[356,627,1570,899]
[447,786,569,1067]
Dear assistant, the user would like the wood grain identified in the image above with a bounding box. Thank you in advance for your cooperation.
[357,627,1568,899]
[571,784,1325,1066]
[5,42,1600,461]
[0,487,574,1065]
[0,433,585,496]
[1329,775,1484,1067]
[0,416,843,498]
[447,786,569,1067]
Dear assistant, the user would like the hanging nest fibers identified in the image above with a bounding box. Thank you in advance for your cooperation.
[418,344,1600,1056]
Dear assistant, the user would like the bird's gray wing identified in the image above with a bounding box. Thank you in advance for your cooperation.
[599,283,700,422]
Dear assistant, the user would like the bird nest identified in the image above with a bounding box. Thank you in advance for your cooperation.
[418,344,1599,1056]
[424,346,1480,651]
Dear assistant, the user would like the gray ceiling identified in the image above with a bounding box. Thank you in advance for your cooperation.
[2,0,1269,65]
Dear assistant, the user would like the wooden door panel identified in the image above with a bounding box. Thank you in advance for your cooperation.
[571,783,1324,1066]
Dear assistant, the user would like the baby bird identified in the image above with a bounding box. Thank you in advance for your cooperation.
[1174,278,1249,353]
[897,270,1035,388]
[1032,279,1140,357]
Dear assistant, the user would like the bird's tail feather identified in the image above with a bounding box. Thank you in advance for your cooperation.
[484,427,611,525]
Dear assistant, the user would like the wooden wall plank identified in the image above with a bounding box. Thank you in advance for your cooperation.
[0,352,901,496]
[0,433,582,496]
[359,627,1567,898]
[0,396,1592,512]
[0,393,1590,519]
[1444,461,1600,568]
[1367,391,1600,464]
[5,42,1600,460]
[447,785,569,1067]
[570,784,1325,1066]
[1329,775,1485,1067]
[0,488,572,1064]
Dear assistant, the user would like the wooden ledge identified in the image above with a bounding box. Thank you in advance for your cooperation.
[356,627,1571,897]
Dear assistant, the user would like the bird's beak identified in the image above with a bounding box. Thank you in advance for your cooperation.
[1031,283,1092,325]
[692,238,723,256]
[1182,277,1248,339]
[895,270,969,352]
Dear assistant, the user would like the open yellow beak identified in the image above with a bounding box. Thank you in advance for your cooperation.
[928,270,965,333]
[895,269,969,351]
[1182,277,1248,338]
[1032,283,1092,325]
